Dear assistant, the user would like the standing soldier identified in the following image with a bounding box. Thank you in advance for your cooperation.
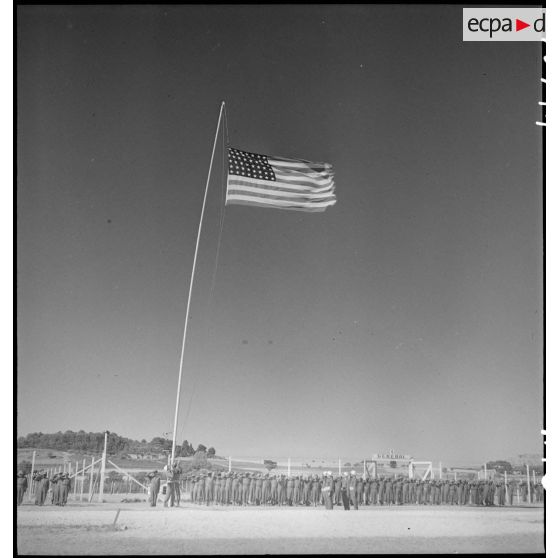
[262,474,271,506]
[255,474,263,506]
[340,472,350,510]
[322,472,334,510]
[241,473,250,506]
[164,462,182,508]
[456,481,463,506]
[310,475,320,507]
[163,461,182,507]
[17,471,28,506]
[205,473,214,506]
[38,472,50,506]
[270,474,278,506]
[231,473,240,505]
[449,480,457,505]
[470,480,478,505]
[378,477,386,505]
[286,475,294,506]
[147,471,160,507]
[59,473,71,506]
[219,474,227,505]
[247,474,256,505]
[348,471,359,510]
[402,479,409,505]
[277,475,286,506]
[301,476,310,506]
[334,475,342,506]
[370,478,378,505]
[50,473,60,505]
[293,476,301,506]
[225,473,233,505]
[393,478,401,505]
[384,476,393,506]
[507,479,514,506]
[197,474,205,505]
[189,475,196,503]
[356,475,364,506]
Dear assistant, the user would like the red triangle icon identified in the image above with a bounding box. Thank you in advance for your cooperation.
[516,19,530,31]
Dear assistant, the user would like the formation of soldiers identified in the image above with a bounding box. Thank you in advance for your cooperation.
[20,471,73,506]
[177,471,543,509]
[17,467,544,509]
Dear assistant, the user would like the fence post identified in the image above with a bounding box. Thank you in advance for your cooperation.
[88,456,95,501]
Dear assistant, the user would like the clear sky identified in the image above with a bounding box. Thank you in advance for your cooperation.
[17,5,543,465]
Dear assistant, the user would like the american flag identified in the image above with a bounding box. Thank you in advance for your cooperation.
[226,147,336,212]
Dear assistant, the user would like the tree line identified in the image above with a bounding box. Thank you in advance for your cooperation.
[17,430,216,458]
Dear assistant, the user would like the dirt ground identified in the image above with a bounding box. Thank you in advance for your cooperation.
[17,501,544,555]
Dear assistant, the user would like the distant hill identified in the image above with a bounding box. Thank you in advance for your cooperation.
[17,430,216,459]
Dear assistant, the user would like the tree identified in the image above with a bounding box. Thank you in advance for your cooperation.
[207,447,216,458]
[180,440,195,457]
[18,460,33,474]
[196,444,207,453]
[192,450,208,469]
[264,460,277,472]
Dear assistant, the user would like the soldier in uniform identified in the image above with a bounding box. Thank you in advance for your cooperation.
[241,473,250,506]
[247,474,256,505]
[231,473,242,506]
[59,473,71,506]
[147,471,160,507]
[50,473,61,505]
[333,475,341,506]
[384,476,393,506]
[254,474,263,506]
[393,477,401,505]
[217,473,226,505]
[356,475,364,506]
[262,474,271,506]
[286,475,294,506]
[348,471,358,510]
[507,479,514,506]
[301,476,310,506]
[378,477,386,505]
[370,478,378,505]
[293,476,301,506]
[277,475,286,506]
[164,462,182,507]
[17,471,28,506]
[322,472,334,510]
[401,479,409,505]
[310,475,320,507]
[270,474,278,505]
[39,472,50,505]
[340,472,350,510]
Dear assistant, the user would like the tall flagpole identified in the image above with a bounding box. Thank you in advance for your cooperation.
[171,101,226,463]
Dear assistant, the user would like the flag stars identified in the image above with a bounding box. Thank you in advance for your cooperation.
[228,147,275,180]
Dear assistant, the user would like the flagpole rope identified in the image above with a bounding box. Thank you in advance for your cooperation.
[177,104,230,450]
[223,104,230,147]
[171,101,226,464]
